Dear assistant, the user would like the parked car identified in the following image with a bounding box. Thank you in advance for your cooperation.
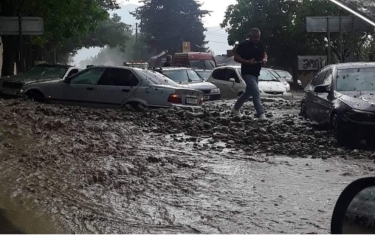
[19,66,203,109]
[207,66,293,100]
[195,69,213,81]
[0,64,81,97]
[273,69,303,88]
[153,67,221,101]
[268,69,291,92]
[300,62,375,147]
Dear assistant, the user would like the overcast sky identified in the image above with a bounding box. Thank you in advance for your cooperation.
[120,0,237,27]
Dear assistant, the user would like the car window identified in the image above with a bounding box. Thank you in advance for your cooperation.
[189,60,205,69]
[137,70,180,86]
[23,65,68,79]
[98,68,139,86]
[323,69,333,85]
[67,69,79,78]
[162,69,202,83]
[196,71,212,79]
[336,67,375,91]
[70,67,106,85]
[226,69,240,83]
[311,69,327,86]
[204,60,216,70]
[212,69,227,81]
[259,69,278,81]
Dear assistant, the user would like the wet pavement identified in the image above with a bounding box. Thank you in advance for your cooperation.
[0,98,373,233]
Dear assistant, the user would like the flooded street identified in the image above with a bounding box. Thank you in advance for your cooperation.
[0,98,373,233]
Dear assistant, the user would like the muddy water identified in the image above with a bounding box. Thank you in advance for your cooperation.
[0,99,372,233]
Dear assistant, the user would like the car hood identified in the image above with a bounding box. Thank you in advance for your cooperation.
[258,81,286,92]
[337,91,375,111]
[1,75,62,85]
[185,82,216,90]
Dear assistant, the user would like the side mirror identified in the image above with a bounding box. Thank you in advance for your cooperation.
[64,77,71,84]
[331,177,375,234]
[314,84,329,93]
[229,78,235,83]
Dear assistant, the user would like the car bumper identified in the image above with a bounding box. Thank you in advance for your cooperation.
[340,115,375,138]
[0,88,25,97]
[260,92,294,100]
[202,93,221,101]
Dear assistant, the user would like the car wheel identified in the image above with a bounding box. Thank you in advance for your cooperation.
[331,114,358,148]
[27,90,45,103]
[124,102,147,111]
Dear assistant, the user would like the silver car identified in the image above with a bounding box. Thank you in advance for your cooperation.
[154,67,221,101]
[195,69,213,81]
[21,66,204,109]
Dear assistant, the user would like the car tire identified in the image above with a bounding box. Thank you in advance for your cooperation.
[331,114,358,148]
[124,102,147,111]
[27,90,45,103]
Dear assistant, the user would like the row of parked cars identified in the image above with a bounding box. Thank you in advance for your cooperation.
[2,61,375,147]
[0,63,297,109]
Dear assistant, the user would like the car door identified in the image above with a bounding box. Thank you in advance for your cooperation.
[62,67,106,104]
[93,68,140,106]
[209,68,230,98]
[314,68,334,124]
[222,68,242,98]
[305,68,327,121]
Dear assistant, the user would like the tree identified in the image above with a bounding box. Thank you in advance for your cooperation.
[131,0,210,55]
[221,0,375,82]
[0,0,122,76]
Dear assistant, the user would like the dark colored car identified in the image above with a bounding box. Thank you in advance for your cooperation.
[300,62,375,146]
[0,64,80,97]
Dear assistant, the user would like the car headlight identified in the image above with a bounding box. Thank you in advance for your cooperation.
[345,110,375,122]
[210,88,220,94]
[285,83,290,92]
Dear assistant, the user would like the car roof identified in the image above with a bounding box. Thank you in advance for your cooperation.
[334,62,375,69]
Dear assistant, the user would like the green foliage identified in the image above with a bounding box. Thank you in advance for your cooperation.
[132,0,210,54]
[221,0,375,70]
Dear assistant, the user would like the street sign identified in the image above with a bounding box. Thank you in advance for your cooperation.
[182,41,190,52]
[298,56,327,71]
[306,16,374,32]
[0,17,44,35]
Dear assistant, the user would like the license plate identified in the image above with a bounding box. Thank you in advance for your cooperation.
[186,98,198,104]
[203,96,210,100]
[1,89,18,95]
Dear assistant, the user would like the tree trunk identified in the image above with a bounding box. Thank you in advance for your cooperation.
[1,36,16,76]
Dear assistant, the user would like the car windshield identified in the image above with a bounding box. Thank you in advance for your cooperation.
[162,69,202,83]
[336,68,375,91]
[137,70,179,86]
[276,71,292,78]
[23,65,68,79]
[196,70,212,79]
[259,69,279,81]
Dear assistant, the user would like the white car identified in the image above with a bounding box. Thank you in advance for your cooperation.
[20,66,204,109]
[207,66,293,100]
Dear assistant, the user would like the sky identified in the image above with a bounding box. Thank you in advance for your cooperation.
[73,0,237,65]
[119,0,237,27]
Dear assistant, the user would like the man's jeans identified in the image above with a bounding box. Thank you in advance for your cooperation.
[233,74,264,116]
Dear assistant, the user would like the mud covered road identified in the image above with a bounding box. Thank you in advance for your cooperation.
[0,98,373,233]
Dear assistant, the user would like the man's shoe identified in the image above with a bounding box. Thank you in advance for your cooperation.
[232,107,242,118]
[258,114,268,121]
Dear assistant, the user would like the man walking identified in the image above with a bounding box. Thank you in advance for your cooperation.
[232,28,268,121]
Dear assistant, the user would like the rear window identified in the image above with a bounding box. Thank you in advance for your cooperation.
[162,69,202,83]
[137,70,179,86]
[189,60,216,70]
